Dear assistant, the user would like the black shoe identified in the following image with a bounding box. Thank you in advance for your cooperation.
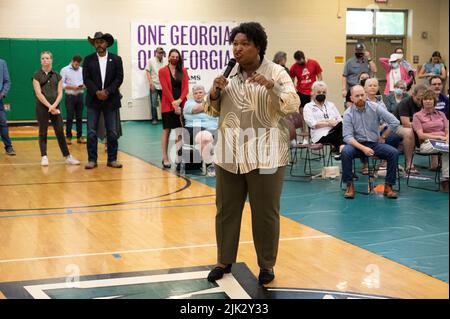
[258,269,275,285]
[162,160,171,169]
[5,147,16,156]
[207,264,232,282]
[107,161,123,168]
[333,153,341,161]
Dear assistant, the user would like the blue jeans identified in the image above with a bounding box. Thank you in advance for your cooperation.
[0,101,12,150]
[341,142,399,185]
[149,89,162,121]
[87,106,119,163]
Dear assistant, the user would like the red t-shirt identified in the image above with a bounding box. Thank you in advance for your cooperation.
[289,59,323,95]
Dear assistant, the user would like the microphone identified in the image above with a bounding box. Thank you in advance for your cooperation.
[216,58,237,98]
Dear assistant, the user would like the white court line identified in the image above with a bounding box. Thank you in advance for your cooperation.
[0,235,331,264]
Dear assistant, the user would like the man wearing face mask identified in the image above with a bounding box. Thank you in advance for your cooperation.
[304,81,344,159]
[341,85,400,199]
[342,43,377,100]
[379,53,415,96]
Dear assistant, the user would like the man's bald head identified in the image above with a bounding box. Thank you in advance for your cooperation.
[351,85,366,108]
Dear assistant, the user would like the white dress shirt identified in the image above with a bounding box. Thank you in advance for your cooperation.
[303,100,343,143]
[97,52,108,89]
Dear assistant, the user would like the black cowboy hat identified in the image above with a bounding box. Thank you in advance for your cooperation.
[88,32,114,47]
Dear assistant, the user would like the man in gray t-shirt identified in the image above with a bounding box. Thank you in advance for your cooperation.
[342,43,377,99]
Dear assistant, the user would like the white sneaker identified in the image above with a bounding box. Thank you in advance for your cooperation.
[41,156,49,166]
[206,163,216,177]
[302,138,309,145]
[65,155,80,165]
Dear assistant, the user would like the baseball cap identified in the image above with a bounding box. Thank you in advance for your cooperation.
[355,43,365,53]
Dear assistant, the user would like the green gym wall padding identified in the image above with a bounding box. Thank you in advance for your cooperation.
[0,38,118,121]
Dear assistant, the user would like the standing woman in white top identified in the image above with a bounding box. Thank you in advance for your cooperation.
[303,81,344,158]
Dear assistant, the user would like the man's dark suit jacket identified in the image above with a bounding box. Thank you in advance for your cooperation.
[83,51,123,109]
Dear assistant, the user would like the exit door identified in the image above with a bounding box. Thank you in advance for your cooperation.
[346,36,405,96]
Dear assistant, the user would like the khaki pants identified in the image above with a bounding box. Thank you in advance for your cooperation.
[420,140,449,179]
[215,165,286,269]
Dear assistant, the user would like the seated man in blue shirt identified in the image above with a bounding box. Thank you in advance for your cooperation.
[430,75,449,119]
[342,85,400,199]
[183,85,218,176]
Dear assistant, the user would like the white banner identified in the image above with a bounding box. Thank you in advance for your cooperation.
[131,21,237,100]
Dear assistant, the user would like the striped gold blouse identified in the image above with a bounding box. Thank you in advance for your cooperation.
[204,58,300,174]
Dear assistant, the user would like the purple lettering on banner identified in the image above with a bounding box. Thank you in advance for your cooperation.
[210,50,218,69]
[190,50,198,70]
[200,50,208,70]
[209,25,217,46]
[138,50,147,70]
[224,50,232,68]
[199,25,208,46]
[224,26,231,45]
[171,25,179,45]
[137,25,146,45]
[180,25,188,45]
[158,25,166,45]
[190,25,198,46]
[148,25,159,45]
[181,50,189,69]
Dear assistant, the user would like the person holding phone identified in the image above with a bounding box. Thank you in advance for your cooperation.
[60,55,87,145]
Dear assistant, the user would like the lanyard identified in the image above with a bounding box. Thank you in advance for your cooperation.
[315,103,329,119]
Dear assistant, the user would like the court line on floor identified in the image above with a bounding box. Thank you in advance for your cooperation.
[0,235,332,264]
[0,202,216,219]
[0,176,192,213]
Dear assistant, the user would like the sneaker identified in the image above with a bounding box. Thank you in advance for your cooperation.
[333,153,341,161]
[41,156,49,166]
[77,137,87,144]
[66,137,72,145]
[5,147,16,156]
[65,155,80,165]
[152,119,158,125]
[302,138,309,145]
[206,163,216,177]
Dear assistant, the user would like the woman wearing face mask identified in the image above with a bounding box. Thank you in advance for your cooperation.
[158,48,189,169]
[386,80,409,118]
[379,53,414,96]
[304,81,344,159]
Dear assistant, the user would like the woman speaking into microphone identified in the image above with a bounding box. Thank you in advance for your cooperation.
[204,22,299,285]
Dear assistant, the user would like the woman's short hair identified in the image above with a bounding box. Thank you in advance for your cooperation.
[230,22,268,61]
[311,81,327,94]
[192,85,205,93]
[421,89,437,105]
[364,78,379,88]
[273,51,287,64]
[394,80,407,89]
[40,51,53,59]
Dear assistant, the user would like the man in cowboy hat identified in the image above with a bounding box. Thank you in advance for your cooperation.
[83,32,124,169]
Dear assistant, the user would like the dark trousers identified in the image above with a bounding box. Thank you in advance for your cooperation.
[215,165,286,269]
[65,94,84,139]
[36,104,70,157]
[341,142,399,185]
[0,101,12,150]
[298,92,311,109]
[87,106,119,163]
[149,89,162,121]
[318,122,343,152]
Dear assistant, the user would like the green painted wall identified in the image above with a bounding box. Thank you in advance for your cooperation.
[0,38,118,121]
